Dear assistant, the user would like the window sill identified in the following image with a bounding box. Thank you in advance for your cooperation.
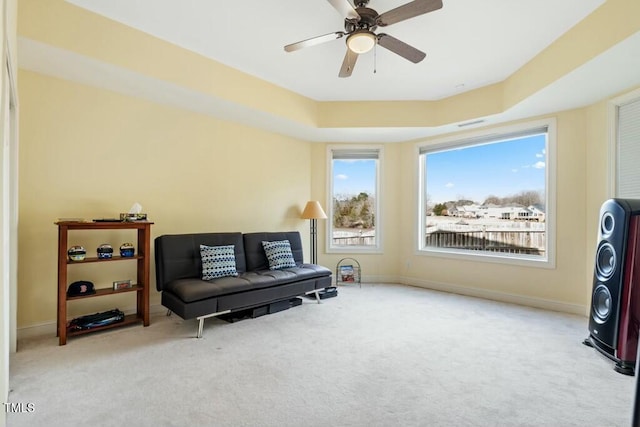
[327,247,383,255]
[416,247,555,269]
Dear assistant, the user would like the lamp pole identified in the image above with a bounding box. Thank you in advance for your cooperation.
[310,218,318,264]
[301,201,327,265]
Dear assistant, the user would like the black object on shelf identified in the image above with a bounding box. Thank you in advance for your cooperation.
[66,280,95,297]
[68,309,125,331]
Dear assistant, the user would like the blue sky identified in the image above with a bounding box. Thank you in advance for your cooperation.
[426,134,546,204]
[331,134,546,203]
[333,159,376,196]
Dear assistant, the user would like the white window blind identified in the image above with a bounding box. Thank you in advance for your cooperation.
[617,98,640,197]
[418,126,548,155]
[331,149,379,160]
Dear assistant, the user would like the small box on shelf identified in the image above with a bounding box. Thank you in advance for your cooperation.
[113,280,133,290]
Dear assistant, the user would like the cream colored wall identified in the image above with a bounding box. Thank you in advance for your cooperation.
[584,99,612,307]
[13,0,640,329]
[394,110,589,312]
[310,143,402,283]
[19,0,318,128]
[9,66,639,420]
[17,70,312,328]
[310,97,640,314]
[312,108,598,313]
[18,0,640,133]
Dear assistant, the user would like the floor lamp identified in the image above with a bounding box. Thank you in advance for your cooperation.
[301,201,327,264]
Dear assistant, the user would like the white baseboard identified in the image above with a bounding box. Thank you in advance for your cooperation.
[17,304,166,341]
[335,274,399,286]
[398,275,588,316]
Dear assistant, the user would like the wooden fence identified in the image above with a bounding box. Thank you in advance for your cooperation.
[331,227,546,255]
[333,235,376,246]
[425,229,546,255]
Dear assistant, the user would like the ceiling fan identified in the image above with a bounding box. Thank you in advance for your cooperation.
[284,0,443,78]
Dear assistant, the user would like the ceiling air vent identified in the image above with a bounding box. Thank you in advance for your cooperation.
[457,119,485,128]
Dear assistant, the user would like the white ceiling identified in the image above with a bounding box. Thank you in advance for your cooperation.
[18,0,640,142]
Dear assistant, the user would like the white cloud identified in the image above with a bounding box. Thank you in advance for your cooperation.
[336,174,349,180]
[512,169,518,173]
[532,161,545,169]
[445,182,455,188]
[536,148,546,158]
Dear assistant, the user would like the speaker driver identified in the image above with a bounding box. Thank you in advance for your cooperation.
[592,283,612,324]
[596,242,616,280]
[601,211,615,237]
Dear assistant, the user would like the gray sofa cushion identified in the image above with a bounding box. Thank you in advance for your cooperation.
[166,264,332,303]
[155,232,245,291]
[243,232,304,271]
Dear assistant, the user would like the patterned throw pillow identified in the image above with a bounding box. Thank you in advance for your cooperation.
[200,244,239,280]
[262,240,297,270]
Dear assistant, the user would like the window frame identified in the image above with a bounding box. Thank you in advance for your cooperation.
[327,145,383,254]
[609,88,640,198]
[415,118,556,268]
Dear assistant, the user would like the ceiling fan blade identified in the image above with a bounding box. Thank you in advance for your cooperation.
[326,0,360,20]
[377,0,443,27]
[377,33,426,63]
[338,48,359,78]
[284,31,346,52]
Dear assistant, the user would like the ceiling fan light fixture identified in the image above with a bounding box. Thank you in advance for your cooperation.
[347,30,376,54]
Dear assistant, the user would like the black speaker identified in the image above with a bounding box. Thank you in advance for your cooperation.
[585,198,640,375]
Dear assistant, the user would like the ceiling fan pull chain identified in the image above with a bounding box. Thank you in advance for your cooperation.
[374,40,377,74]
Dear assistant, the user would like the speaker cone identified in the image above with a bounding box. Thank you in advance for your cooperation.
[601,212,615,237]
[592,283,612,324]
[596,242,616,280]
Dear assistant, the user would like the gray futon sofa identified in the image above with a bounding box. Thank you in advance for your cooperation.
[154,231,332,337]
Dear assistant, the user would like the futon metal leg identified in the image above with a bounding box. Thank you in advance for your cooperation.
[314,290,322,304]
[197,318,205,339]
[195,310,231,339]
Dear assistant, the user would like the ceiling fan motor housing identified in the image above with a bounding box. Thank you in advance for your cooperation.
[344,6,378,33]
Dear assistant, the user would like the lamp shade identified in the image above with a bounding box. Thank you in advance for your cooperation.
[301,201,327,219]
[347,30,376,54]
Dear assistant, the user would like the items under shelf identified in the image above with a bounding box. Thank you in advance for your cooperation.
[66,314,143,337]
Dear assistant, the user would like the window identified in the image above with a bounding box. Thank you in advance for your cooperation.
[328,146,381,252]
[615,95,640,197]
[418,120,555,267]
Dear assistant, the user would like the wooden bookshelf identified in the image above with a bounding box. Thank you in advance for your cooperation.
[55,220,153,345]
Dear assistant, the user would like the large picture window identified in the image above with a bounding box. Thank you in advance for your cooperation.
[418,120,555,266]
[615,95,640,197]
[328,147,381,252]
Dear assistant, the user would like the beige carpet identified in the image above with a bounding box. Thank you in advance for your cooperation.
[7,283,635,426]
